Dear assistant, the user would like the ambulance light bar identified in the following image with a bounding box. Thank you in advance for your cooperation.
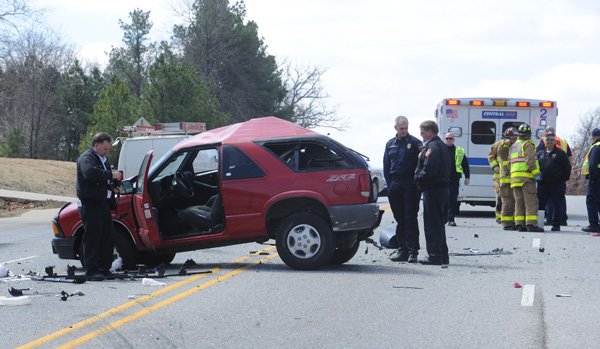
[446,99,460,106]
[517,101,530,107]
[493,100,507,107]
[539,101,554,108]
[469,100,483,106]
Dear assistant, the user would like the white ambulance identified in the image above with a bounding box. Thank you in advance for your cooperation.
[435,97,558,209]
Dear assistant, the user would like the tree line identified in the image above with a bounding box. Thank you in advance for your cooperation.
[0,0,341,162]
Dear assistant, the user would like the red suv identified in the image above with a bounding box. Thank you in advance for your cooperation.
[51,117,382,270]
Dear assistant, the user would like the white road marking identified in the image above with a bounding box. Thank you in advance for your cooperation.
[1,255,37,264]
[532,239,541,248]
[521,284,535,306]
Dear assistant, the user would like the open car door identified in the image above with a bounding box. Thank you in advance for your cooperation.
[133,151,160,249]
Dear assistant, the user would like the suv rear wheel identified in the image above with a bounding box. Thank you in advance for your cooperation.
[276,212,336,270]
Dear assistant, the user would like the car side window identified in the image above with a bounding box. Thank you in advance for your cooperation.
[263,141,351,172]
[222,145,265,180]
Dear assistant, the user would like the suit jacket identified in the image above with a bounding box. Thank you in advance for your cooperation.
[76,148,115,203]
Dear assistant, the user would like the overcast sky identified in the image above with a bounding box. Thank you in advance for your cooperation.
[35,0,600,166]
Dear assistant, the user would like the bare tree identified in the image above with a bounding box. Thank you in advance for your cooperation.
[280,62,347,130]
[567,107,600,194]
[0,0,40,45]
[0,27,72,159]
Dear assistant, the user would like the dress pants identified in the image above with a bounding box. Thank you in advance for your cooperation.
[586,179,600,226]
[388,180,421,253]
[423,188,449,259]
[447,178,460,222]
[81,199,115,273]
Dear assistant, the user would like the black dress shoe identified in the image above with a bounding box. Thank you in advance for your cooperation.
[582,225,600,233]
[551,225,560,231]
[85,272,106,281]
[419,257,443,265]
[390,250,409,262]
[448,221,457,227]
[517,225,527,232]
[503,225,516,231]
[407,253,418,263]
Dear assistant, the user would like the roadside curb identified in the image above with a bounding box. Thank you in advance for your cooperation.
[0,189,76,203]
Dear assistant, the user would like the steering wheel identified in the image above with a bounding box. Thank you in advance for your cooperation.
[173,171,194,198]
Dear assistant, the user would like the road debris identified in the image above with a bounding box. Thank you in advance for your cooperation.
[450,248,512,256]
[183,258,198,267]
[0,264,9,278]
[539,247,545,253]
[591,233,600,237]
[513,282,522,288]
[474,234,479,238]
[0,295,31,306]
[393,286,424,290]
[364,237,384,251]
[555,294,572,297]
[142,278,166,286]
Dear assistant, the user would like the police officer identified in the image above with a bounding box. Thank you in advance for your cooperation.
[415,120,451,265]
[444,132,470,226]
[510,124,544,232]
[383,116,423,263]
[581,128,600,233]
[536,131,571,231]
[536,126,572,226]
[499,128,518,230]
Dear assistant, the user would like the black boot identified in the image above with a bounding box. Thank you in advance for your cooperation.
[516,225,527,232]
[527,224,544,232]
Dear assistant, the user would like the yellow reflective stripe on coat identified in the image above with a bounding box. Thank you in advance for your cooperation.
[581,141,600,175]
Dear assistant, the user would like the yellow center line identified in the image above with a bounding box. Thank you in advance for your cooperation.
[17,246,276,349]
[58,253,280,349]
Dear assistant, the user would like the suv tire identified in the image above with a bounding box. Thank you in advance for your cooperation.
[329,241,360,265]
[276,212,336,270]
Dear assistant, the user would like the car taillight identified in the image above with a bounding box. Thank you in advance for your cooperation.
[359,174,371,197]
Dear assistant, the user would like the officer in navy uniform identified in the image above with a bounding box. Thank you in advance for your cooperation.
[383,115,423,263]
[581,128,600,232]
[414,120,451,265]
[76,132,122,280]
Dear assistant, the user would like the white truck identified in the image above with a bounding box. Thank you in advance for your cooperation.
[115,135,190,178]
[435,97,558,209]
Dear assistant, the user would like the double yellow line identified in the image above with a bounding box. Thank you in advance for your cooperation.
[18,246,278,349]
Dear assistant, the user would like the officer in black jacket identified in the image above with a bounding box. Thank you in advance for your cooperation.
[582,128,600,232]
[77,132,122,280]
[536,132,571,231]
[383,116,423,263]
[414,120,451,265]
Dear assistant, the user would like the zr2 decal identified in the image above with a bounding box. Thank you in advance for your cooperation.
[326,174,357,182]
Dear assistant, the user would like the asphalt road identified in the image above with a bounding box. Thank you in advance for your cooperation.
[1,196,599,349]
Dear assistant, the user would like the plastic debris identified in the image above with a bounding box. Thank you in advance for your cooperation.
[0,295,31,306]
[393,286,424,290]
[8,287,29,296]
[474,234,479,238]
[556,294,572,297]
[539,247,545,253]
[142,278,166,286]
[513,282,522,288]
[110,257,123,273]
[60,290,85,301]
[66,265,77,277]
[183,258,198,267]
[591,233,600,237]
[45,266,56,277]
[0,264,8,278]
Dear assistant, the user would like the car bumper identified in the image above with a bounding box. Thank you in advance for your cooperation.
[328,203,382,232]
[52,237,76,260]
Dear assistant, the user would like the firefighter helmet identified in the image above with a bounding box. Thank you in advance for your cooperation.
[517,124,532,134]
[379,226,399,249]
[503,127,517,138]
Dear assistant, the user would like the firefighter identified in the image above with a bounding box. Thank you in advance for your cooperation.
[488,135,504,224]
[581,128,600,233]
[499,128,518,230]
[510,124,544,232]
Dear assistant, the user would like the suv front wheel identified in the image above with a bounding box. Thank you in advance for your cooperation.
[276,212,336,270]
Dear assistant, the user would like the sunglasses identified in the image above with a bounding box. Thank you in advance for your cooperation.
[445,137,454,140]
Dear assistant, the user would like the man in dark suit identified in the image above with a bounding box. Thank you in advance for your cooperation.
[77,132,122,280]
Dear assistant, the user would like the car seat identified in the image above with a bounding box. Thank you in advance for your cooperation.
[177,194,224,233]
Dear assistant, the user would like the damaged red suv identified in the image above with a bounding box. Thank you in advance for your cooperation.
[51,117,382,270]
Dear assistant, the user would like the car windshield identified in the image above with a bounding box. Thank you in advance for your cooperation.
[154,152,188,180]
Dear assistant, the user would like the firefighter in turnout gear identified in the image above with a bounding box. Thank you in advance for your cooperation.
[499,128,518,230]
[488,136,504,223]
[510,124,544,232]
